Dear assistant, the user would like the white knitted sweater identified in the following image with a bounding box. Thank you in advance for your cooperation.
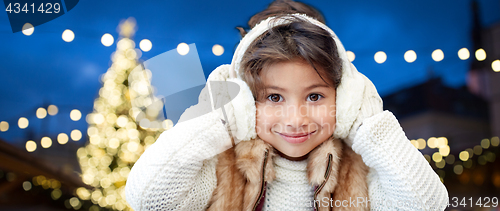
[262,155,315,211]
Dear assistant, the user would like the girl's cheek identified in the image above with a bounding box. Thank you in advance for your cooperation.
[256,102,274,119]
[256,106,280,133]
[255,102,265,117]
[256,107,272,124]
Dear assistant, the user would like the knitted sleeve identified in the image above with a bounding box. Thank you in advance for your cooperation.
[352,110,449,211]
[125,106,232,211]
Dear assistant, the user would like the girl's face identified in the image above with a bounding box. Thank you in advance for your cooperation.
[255,60,337,160]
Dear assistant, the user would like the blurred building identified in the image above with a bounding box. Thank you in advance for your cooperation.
[0,138,89,210]
[467,23,500,136]
[382,1,500,205]
[383,77,490,155]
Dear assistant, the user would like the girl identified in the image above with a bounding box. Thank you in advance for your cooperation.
[125,1,449,210]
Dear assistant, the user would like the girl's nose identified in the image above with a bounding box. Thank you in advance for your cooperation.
[284,103,309,129]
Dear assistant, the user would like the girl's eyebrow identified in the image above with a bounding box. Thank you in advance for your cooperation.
[304,84,331,90]
[265,84,331,91]
[265,86,286,91]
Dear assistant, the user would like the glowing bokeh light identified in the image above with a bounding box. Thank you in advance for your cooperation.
[481,139,490,149]
[116,115,128,128]
[492,60,500,72]
[427,137,437,148]
[140,39,152,52]
[432,152,443,162]
[439,146,450,157]
[36,107,47,119]
[212,44,224,56]
[459,151,469,161]
[432,49,444,62]
[453,165,463,175]
[491,136,499,146]
[22,23,34,36]
[163,119,173,130]
[51,189,62,200]
[48,105,58,115]
[374,51,387,64]
[26,140,36,152]
[70,109,82,121]
[93,113,105,124]
[69,197,80,208]
[404,50,417,63]
[346,51,355,62]
[436,160,445,169]
[0,121,8,132]
[410,140,418,148]
[458,48,470,60]
[22,181,32,191]
[58,133,69,145]
[437,137,448,148]
[101,33,114,47]
[177,43,189,55]
[41,137,52,148]
[76,187,91,200]
[71,129,82,141]
[475,48,486,61]
[18,117,29,129]
[62,29,75,42]
[416,138,426,150]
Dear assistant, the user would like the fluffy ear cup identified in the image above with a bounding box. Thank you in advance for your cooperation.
[206,64,257,143]
[343,73,383,146]
[226,78,257,142]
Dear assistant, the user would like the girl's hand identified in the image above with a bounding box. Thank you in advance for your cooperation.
[179,65,257,147]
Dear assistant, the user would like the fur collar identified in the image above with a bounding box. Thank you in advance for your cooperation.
[207,136,369,211]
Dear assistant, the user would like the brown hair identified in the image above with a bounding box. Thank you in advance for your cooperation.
[237,0,325,37]
[240,1,342,100]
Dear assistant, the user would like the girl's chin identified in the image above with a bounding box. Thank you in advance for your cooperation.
[275,149,310,161]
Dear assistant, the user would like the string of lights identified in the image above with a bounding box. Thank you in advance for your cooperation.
[0,104,86,151]
[18,22,500,72]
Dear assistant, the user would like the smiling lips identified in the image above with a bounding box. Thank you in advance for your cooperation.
[278,131,316,144]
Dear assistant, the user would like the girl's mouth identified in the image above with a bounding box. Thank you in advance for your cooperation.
[278,131,316,144]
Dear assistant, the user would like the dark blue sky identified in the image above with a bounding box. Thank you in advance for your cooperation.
[1,0,499,145]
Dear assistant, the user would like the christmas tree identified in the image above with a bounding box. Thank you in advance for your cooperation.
[76,17,168,211]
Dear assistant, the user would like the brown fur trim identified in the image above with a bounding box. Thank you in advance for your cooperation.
[207,135,368,211]
[235,137,276,211]
[307,137,343,187]
[235,138,276,183]
[307,137,343,211]
[332,142,369,211]
[206,148,245,211]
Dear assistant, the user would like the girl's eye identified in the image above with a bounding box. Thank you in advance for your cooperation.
[267,94,283,102]
[308,94,323,102]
